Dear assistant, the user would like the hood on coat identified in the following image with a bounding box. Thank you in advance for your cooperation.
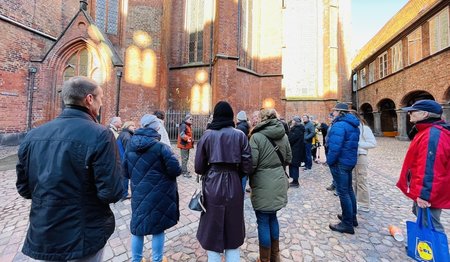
[334,113,360,129]
[252,119,285,140]
[129,128,161,153]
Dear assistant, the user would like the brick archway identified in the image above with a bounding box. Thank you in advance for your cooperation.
[360,103,374,130]
[399,90,435,135]
[48,39,109,121]
[444,86,450,103]
[376,98,397,134]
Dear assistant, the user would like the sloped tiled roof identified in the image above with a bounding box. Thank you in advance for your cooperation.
[352,0,441,69]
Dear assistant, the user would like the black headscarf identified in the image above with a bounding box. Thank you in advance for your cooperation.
[208,101,235,130]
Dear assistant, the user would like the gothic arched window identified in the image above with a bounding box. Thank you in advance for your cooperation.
[63,48,104,84]
[186,0,205,63]
[95,0,120,35]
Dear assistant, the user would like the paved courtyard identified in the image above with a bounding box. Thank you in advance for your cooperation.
[0,137,449,261]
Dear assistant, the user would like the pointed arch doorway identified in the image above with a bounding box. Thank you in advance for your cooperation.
[53,42,108,121]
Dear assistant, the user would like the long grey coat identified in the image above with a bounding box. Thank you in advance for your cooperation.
[195,127,252,252]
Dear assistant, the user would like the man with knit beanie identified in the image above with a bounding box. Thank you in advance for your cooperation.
[177,113,194,178]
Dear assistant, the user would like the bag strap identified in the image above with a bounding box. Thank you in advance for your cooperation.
[264,135,285,168]
[417,207,435,230]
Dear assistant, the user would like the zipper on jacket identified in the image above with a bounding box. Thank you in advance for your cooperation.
[406,169,411,194]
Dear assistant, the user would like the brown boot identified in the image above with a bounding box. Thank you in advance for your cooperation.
[270,239,280,262]
[257,245,271,262]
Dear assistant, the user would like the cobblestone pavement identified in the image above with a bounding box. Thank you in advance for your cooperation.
[0,138,449,261]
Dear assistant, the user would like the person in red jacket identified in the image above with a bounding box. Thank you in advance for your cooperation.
[397,99,450,232]
[177,114,194,178]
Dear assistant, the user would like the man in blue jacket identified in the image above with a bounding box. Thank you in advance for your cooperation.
[16,76,123,261]
[326,103,360,234]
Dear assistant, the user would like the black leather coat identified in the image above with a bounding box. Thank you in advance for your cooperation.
[194,127,252,252]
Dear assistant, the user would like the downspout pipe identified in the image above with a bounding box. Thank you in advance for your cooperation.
[237,0,241,63]
[208,0,215,114]
[26,67,37,131]
[115,70,123,116]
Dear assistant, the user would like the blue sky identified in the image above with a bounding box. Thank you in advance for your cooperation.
[352,0,408,52]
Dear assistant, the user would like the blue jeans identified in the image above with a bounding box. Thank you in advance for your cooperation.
[241,176,248,193]
[255,211,279,247]
[329,164,356,228]
[131,232,165,262]
[122,177,129,198]
[207,249,240,262]
[304,143,312,169]
[289,165,299,182]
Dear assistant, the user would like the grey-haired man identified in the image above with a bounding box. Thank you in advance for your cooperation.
[16,76,123,261]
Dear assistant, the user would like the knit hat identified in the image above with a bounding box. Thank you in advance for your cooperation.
[293,116,302,123]
[213,101,234,121]
[236,111,247,121]
[153,110,165,120]
[332,103,350,112]
[184,114,192,121]
[140,114,160,130]
[402,100,443,115]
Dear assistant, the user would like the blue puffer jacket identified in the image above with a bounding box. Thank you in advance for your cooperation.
[123,127,182,236]
[326,113,360,168]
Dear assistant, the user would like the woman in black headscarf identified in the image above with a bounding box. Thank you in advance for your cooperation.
[195,101,253,261]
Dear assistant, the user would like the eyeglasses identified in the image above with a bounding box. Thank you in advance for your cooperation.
[407,110,417,115]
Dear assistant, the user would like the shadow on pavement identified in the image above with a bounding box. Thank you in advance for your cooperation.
[0,155,18,172]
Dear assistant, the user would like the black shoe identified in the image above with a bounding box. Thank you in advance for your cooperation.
[337,214,358,227]
[326,184,336,191]
[329,223,355,234]
[289,181,300,188]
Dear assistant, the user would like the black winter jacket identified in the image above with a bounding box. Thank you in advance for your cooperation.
[123,127,182,236]
[288,124,306,166]
[16,106,123,261]
[236,120,250,136]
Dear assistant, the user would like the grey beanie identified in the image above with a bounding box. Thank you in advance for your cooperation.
[184,114,192,121]
[237,111,247,121]
[140,114,160,130]
[293,116,302,123]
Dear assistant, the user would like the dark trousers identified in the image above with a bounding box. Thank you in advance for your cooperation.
[304,143,312,169]
[289,165,299,182]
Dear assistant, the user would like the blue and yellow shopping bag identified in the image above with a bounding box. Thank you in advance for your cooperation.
[406,207,450,261]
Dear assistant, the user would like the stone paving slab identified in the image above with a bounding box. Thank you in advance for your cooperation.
[0,138,449,261]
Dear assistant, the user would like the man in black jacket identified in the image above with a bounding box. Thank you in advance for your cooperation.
[16,76,123,261]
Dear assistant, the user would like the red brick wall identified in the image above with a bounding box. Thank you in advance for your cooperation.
[357,50,450,110]
[0,0,78,133]
[118,0,166,124]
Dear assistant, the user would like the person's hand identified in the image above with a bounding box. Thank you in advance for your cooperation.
[416,197,431,208]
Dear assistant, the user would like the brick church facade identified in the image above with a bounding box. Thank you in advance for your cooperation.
[0,0,352,144]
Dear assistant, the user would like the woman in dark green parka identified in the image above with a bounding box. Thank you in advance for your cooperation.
[249,108,292,262]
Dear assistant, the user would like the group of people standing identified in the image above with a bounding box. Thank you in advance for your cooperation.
[14,75,450,262]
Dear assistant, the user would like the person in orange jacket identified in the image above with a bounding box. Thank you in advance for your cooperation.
[177,114,194,177]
